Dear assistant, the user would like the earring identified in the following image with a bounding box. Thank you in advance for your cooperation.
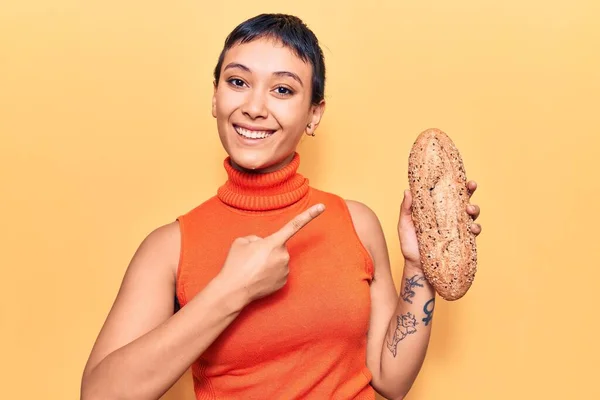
[307,123,315,136]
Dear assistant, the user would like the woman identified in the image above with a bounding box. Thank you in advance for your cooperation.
[81,13,482,400]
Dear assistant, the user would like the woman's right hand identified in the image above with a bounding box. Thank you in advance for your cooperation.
[217,203,326,304]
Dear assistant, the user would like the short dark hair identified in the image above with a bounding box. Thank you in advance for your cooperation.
[213,13,326,105]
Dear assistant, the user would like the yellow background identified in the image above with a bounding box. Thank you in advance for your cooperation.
[2,0,599,399]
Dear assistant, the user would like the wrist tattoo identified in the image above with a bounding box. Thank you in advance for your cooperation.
[401,274,425,304]
[422,297,435,326]
[386,312,418,357]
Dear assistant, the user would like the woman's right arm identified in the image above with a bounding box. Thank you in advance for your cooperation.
[80,222,248,400]
[80,203,325,400]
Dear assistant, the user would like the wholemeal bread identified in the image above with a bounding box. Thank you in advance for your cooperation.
[408,128,477,301]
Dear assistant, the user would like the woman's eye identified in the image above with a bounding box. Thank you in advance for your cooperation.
[275,86,293,96]
[228,78,246,87]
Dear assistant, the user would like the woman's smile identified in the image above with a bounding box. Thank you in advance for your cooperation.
[233,124,277,141]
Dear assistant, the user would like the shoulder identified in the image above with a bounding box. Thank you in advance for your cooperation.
[344,200,392,285]
[344,200,390,277]
[135,221,181,279]
[308,187,383,248]
[344,200,384,242]
[345,199,387,261]
[142,221,180,249]
[309,188,384,240]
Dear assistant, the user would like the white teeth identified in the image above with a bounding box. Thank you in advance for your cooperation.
[235,126,274,139]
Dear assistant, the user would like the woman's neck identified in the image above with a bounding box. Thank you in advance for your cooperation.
[217,151,309,211]
[229,152,297,174]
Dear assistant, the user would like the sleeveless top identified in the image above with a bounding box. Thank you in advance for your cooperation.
[176,152,376,399]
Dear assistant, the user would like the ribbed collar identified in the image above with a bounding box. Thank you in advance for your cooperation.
[217,152,309,211]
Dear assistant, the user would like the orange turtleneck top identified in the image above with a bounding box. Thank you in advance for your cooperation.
[175,153,375,399]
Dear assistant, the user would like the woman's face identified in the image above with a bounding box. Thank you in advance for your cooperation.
[212,37,325,172]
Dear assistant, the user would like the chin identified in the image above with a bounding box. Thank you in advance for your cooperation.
[220,127,297,172]
[228,149,274,171]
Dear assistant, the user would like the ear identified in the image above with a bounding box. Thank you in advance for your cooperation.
[211,80,218,118]
[306,99,326,135]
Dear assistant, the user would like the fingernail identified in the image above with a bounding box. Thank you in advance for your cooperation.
[317,204,325,212]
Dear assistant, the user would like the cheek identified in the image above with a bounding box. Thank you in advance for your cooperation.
[215,89,242,118]
[270,98,308,130]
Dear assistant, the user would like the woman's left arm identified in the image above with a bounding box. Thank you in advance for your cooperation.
[346,181,481,400]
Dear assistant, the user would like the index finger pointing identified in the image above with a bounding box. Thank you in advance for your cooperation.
[268,203,326,245]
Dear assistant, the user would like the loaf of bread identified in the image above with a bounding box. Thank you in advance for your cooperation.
[408,128,477,301]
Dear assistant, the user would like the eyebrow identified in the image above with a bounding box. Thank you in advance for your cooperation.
[223,62,304,87]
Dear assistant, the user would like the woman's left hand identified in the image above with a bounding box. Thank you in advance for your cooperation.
[398,180,482,268]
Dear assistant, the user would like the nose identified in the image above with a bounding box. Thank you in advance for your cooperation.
[241,88,268,120]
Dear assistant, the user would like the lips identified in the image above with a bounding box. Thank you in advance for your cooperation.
[234,124,276,140]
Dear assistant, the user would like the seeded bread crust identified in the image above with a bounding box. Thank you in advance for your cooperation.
[408,128,477,301]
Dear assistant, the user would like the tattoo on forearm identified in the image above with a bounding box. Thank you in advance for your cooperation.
[422,298,435,326]
[386,312,418,357]
[401,275,425,303]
